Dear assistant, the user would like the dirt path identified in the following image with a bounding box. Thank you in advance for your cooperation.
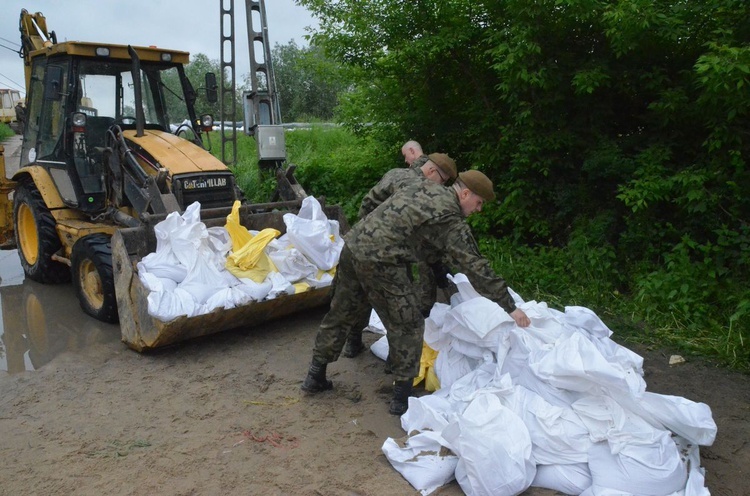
[0,304,748,496]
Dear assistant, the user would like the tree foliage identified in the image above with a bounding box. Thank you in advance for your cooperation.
[299,0,750,366]
[267,41,349,122]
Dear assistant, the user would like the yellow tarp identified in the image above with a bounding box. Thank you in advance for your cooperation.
[225,201,279,282]
[413,341,440,392]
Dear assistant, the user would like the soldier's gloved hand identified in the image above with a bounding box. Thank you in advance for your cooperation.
[430,263,451,289]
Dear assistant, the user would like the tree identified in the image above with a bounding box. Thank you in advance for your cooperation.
[264,41,349,122]
[299,0,750,357]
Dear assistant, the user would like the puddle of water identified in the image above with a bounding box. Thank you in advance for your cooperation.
[0,250,120,374]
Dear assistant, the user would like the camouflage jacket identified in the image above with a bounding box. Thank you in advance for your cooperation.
[410,154,429,170]
[345,180,517,312]
[358,167,426,220]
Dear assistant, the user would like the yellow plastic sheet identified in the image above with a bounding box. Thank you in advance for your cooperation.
[413,341,440,392]
[225,201,280,282]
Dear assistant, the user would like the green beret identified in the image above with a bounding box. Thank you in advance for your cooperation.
[427,153,458,180]
[459,170,496,201]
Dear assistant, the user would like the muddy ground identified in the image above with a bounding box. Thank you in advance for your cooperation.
[0,298,748,496]
[2,134,749,495]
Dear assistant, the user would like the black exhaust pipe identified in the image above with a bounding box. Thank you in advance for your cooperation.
[127,45,145,138]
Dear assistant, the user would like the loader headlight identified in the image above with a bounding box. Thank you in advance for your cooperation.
[161,52,172,62]
[71,112,87,133]
[200,114,213,131]
[95,47,110,57]
[72,112,87,127]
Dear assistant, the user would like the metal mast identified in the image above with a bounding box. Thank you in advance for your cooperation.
[219,0,237,166]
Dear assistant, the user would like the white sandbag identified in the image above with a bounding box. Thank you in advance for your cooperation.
[401,395,455,434]
[283,196,343,270]
[304,271,334,288]
[446,363,508,405]
[532,463,592,494]
[562,305,613,338]
[530,332,646,397]
[366,309,386,334]
[207,225,232,253]
[268,246,318,283]
[433,346,482,390]
[498,328,580,408]
[139,206,208,283]
[639,392,717,446]
[370,335,389,361]
[382,430,458,496]
[675,436,710,496]
[178,248,232,305]
[238,277,273,301]
[137,245,186,283]
[265,271,296,299]
[441,394,536,496]
[139,272,177,293]
[587,437,687,496]
[500,386,591,465]
[439,297,514,350]
[147,287,204,321]
[204,285,258,311]
[423,303,451,344]
[571,395,665,449]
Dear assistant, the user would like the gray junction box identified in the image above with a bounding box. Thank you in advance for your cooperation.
[256,125,286,161]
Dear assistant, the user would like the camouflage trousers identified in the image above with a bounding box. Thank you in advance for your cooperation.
[414,260,437,316]
[312,245,424,382]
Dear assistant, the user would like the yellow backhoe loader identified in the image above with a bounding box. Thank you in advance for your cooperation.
[0,10,347,351]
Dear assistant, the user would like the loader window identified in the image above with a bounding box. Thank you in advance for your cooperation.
[37,63,69,160]
[76,61,192,134]
[20,60,47,166]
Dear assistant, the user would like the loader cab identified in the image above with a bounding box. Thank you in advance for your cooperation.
[21,43,202,215]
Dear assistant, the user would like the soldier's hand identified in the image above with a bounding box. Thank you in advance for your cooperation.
[510,308,530,327]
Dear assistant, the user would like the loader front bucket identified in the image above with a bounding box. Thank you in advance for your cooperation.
[111,198,349,351]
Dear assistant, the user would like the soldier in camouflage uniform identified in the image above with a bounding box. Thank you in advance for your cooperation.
[302,170,530,416]
[342,153,457,359]
[401,140,429,168]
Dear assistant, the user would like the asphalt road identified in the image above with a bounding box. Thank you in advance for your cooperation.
[1,133,22,178]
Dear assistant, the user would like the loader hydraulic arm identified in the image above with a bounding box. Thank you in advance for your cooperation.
[19,9,57,91]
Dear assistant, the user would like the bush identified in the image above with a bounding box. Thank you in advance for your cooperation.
[0,122,14,141]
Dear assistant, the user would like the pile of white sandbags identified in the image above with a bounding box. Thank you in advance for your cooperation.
[136,197,344,321]
[381,274,716,496]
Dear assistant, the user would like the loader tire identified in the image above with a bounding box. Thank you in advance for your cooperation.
[71,234,119,324]
[13,179,71,284]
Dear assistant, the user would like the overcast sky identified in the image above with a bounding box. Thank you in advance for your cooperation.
[0,0,318,96]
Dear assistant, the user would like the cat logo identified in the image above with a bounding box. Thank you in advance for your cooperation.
[183,177,228,190]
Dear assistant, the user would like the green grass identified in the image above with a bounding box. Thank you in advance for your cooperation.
[0,122,15,141]
[217,126,395,224]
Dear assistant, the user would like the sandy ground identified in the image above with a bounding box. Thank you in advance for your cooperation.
[2,135,749,495]
[0,302,748,496]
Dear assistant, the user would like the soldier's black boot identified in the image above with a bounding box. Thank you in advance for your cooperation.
[389,380,413,416]
[342,333,366,358]
[301,359,333,393]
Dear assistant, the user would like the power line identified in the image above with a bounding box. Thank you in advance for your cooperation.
[0,71,24,92]
[0,42,22,56]
[0,36,20,49]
